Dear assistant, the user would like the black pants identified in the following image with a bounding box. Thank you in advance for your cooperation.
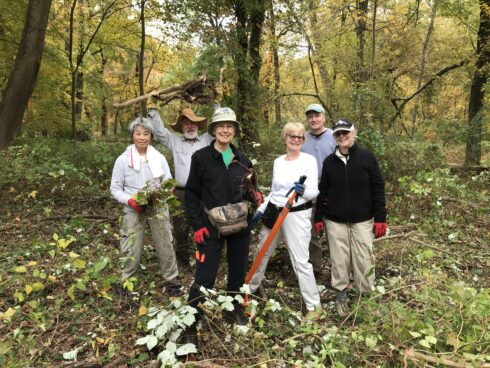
[188,230,250,318]
[173,188,191,268]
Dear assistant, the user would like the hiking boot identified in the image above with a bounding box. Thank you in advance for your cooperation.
[223,303,248,326]
[182,323,198,347]
[165,279,183,297]
[335,297,350,318]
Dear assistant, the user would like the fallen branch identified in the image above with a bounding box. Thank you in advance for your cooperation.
[403,349,490,368]
[373,230,417,243]
[113,75,217,109]
[41,214,118,222]
[409,237,458,256]
[183,360,227,368]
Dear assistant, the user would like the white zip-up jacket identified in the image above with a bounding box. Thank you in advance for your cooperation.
[110,145,172,212]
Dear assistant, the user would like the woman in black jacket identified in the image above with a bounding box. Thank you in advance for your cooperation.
[314,119,387,318]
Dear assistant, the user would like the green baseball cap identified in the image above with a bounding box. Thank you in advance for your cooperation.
[305,103,325,114]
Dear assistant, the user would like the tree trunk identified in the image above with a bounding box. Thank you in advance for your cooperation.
[465,0,489,167]
[354,0,369,124]
[307,0,333,109]
[69,0,78,140]
[100,51,107,136]
[410,1,436,138]
[232,0,265,152]
[68,0,117,140]
[0,0,52,150]
[138,0,146,116]
[75,0,85,120]
[270,0,281,124]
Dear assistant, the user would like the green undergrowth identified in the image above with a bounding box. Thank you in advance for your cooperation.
[0,138,488,367]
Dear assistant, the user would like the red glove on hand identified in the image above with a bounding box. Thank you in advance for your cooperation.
[128,198,143,212]
[314,221,324,234]
[373,222,387,238]
[256,191,263,207]
[193,227,209,244]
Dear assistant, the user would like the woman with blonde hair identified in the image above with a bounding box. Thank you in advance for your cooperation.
[250,122,322,320]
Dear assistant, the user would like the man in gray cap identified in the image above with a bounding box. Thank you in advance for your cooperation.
[147,97,213,269]
[301,103,336,278]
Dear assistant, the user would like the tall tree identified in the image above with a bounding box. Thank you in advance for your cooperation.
[138,0,147,116]
[465,0,489,166]
[410,0,437,138]
[67,0,117,140]
[231,0,266,150]
[353,0,369,123]
[0,0,52,150]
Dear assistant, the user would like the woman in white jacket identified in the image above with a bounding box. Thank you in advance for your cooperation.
[250,122,321,319]
[110,117,181,295]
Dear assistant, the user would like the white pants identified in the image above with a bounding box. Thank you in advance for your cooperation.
[120,206,178,282]
[326,219,375,293]
[249,209,320,311]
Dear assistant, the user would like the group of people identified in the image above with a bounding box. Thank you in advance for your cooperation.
[110,96,388,346]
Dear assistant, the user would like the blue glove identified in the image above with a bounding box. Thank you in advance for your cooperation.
[249,211,263,229]
[294,182,306,197]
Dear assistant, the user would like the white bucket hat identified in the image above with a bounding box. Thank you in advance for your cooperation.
[208,107,241,136]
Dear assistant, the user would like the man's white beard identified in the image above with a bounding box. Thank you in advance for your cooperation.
[183,130,198,139]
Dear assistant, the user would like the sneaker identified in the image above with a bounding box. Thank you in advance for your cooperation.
[335,297,350,318]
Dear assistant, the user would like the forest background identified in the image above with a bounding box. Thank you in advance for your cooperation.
[0,0,489,367]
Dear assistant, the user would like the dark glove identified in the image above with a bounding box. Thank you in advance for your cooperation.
[256,191,263,207]
[250,211,263,229]
[294,181,306,197]
[193,227,209,244]
[128,198,143,212]
[373,222,388,238]
[314,221,324,235]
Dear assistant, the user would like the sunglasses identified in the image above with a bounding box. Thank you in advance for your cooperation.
[287,134,305,141]
[333,130,351,138]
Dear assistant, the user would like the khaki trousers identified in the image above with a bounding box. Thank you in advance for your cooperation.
[326,219,375,293]
[120,206,178,282]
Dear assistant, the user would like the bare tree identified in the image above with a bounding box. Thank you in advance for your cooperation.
[67,0,117,140]
[0,0,52,150]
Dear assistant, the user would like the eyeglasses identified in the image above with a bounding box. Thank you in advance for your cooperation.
[287,134,305,141]
[333,130,351,138]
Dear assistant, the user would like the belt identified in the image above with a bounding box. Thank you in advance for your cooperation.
[175,186,185,191]
[288,201,313,213]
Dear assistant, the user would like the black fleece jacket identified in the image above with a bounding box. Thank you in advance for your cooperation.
[185,141,254,237]
[314,142,387,223]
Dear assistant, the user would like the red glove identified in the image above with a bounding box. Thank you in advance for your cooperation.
[193,227,209,244]
[314,221,324,234]
[128,198,143,212]
[256,191,263,207]
[373,222,387,238]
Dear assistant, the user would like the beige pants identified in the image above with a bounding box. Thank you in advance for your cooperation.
[120,206,178,282]
[326,219,375,293]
